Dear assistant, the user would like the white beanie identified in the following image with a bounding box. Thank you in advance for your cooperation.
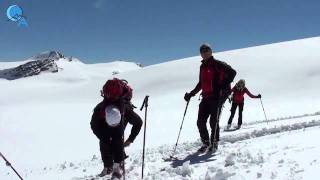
[105,105,121,127]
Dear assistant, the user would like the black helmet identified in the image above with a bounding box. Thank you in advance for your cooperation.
[200,43,212,53]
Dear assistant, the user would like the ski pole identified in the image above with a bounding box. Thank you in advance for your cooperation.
[170,100,190,159]
[211,101,224,149]
[140,95,149,180]
[259,98,268,123]
[0,152,24,180]
[120,100,126,180]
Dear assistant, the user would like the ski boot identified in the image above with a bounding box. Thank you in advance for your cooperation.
[197,143,209,153]
[226,124,231,130]
[208,141,218,153]
[111,163,123,179]
[99,166,113,177]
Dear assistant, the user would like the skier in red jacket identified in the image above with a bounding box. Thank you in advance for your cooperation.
[185,44,236,152]
[227,79,261,129]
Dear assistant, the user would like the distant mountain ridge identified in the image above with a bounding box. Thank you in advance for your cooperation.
[0,50,143,80]
[0,51,67,80]
[33,51,65,60]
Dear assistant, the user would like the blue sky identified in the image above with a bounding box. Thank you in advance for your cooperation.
[0,0,319,65]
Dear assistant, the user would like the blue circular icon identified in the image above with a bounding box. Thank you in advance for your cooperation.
[7,5,23,22]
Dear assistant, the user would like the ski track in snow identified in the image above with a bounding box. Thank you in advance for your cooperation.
[22,116,320,180]
[242,111,320,126]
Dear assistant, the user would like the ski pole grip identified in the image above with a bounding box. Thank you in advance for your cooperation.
[140,95,149,111]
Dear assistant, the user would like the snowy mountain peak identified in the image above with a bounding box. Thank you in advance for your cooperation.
[0,51,143,81]
[33,50,83,63]
[0,58,59,80]
[33,50,65,61]
[0,51,80,80]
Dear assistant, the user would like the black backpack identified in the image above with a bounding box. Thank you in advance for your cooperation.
[214,60,237,106]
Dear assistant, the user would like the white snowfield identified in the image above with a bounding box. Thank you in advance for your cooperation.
[1,37,320,180]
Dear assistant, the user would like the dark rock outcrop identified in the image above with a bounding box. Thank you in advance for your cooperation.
[0,59,59,80]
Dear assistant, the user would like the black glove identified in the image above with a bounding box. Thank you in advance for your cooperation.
[257,94,261,98]
[128,102,137,109]
[124,139,132,147]
[6,162,11,166]
[184,92,192,102]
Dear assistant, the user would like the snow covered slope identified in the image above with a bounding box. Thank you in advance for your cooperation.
[1,37,320,180]
[116,37,320,149]
[0,59,142,179]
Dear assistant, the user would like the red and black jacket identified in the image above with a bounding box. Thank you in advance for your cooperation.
[231,86,259,104]
[190,56,236,99]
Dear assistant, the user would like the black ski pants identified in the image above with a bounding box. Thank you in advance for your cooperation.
[197,97,220,145]
[100,131,123,168]
[100,106,142,168]
[228,102,244,126]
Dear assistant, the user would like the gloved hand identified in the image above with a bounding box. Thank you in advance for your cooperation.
[6,161,11,166]
[128,102,137,109]
[257,94,262,98]
[124,139,132,147]
[184,92,192,102]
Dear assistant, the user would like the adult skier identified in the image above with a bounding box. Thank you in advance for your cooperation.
[227,79,261,129]
[90,78,143,178]
[184,44,236,152]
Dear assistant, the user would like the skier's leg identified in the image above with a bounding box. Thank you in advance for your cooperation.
[227,103,237,125]
[110,127,125,178]
[209,102,220,145]
[99,140,113,177]
[111,135,124,164]
[197,99,210,145]
[238,103,244,127]
[99,140,113,168]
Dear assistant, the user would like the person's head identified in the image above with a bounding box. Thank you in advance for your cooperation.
[200,43,213,60]
[101,78,123,102]
[236,79,246,89]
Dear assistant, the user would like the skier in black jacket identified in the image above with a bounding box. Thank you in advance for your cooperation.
[90,78,142,178]
[185,44,236,152]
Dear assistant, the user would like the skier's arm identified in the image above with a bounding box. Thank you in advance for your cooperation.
[184,69,201,102]
[224,67,237,87]
[227,87,235,99]
[245,88,258,98]
[125,107,143,142]
[90,107,105,140]
[217,61,237,89]
[127,120,142,143]
[190,82,201,96]
[231,86,235,93]
[190,68,202,96]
